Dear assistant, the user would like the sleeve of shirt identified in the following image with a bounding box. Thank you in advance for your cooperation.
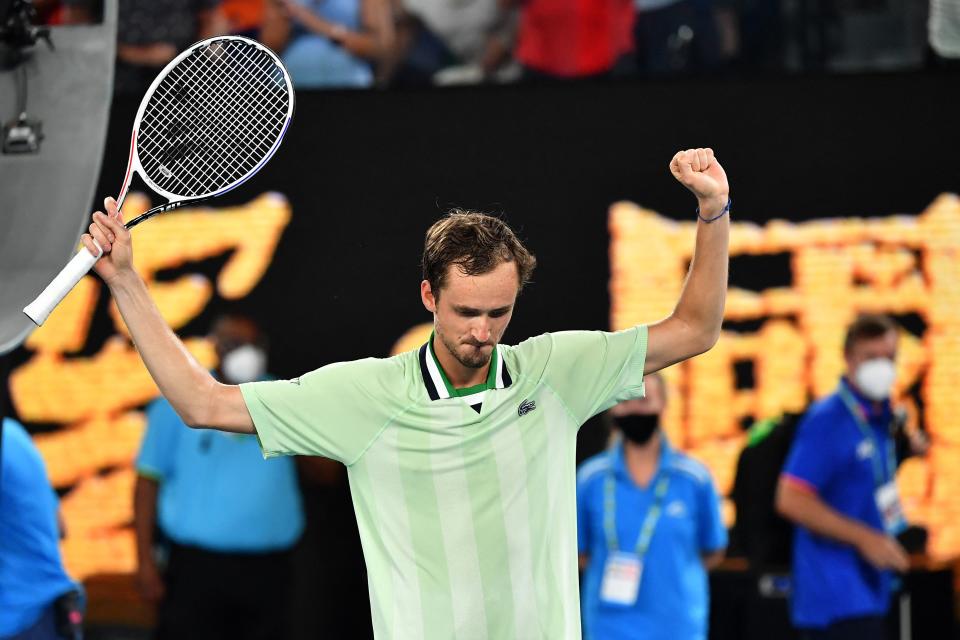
[538,326,648,424]
[697,472,728,553]
[239,357,400,464]
[781,407,840,493]
[136,398,182,482]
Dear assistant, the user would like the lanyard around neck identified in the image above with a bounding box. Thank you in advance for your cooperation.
[837,383,896,488]
[603,450,670,556]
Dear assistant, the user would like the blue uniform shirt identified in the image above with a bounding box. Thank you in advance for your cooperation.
[781,378,896,629]
[577,438,727,640]
[137,397,305,552]
[0,419,78,637]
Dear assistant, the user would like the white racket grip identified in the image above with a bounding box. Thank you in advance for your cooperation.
[24,247,100,326]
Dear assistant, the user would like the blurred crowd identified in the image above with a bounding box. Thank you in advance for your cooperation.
[27,0,960,93]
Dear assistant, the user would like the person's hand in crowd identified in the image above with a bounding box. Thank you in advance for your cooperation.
[856,529,909,572]
[480,34,511,76]
[274,0,311,25]
[907,428,930,457]
[274,0,350,43]
[136,557,166,602]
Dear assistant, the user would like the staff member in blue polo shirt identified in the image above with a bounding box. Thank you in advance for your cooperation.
[577,373,727,640]
[777,314,922,640]
[1,418,83,640]
[134,315,304,639]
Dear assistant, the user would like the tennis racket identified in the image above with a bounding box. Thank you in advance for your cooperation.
[23,36,294,326]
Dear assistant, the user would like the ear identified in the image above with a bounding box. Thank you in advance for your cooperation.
[421,280,437,313]
[843,352,857,378]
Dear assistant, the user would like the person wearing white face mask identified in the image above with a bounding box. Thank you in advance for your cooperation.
[775,314,927,640]
[133,315,304,639]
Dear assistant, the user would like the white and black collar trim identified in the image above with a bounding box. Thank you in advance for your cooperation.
[417,342,512,401]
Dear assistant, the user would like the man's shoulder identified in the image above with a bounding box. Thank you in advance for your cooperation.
[797,392,850,434]
[301,351,412,383]
[576,451,612,487]
[503,329,635,373]
[665,451,713,487]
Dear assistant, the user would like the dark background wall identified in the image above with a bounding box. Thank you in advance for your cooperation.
[3,70,958,638]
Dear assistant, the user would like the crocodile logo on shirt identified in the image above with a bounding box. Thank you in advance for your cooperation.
[518,399,537,416]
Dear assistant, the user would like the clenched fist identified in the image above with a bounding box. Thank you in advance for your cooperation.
[669,148,729,215]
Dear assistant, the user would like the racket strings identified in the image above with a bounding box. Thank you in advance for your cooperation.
[144,45,286,192]
[137,39,290,198]
[148,43,286,175]
[174,49,283,184]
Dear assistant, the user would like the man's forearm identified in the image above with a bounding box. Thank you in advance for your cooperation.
[108,272,217,426]
[671,196,730,349]
[777,482,874,549]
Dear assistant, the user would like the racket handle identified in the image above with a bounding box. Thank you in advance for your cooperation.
[23,248,100,326]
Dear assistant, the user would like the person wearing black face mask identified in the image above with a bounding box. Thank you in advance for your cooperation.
[576,373,728,640]
[613,413,661,446]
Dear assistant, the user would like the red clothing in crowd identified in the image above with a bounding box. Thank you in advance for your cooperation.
[517,0,635,77]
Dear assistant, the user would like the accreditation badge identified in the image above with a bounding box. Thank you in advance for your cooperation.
[875,481,907,535]
[600,551,643,606]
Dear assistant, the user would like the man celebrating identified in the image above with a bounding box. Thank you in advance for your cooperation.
[80,148,729,639]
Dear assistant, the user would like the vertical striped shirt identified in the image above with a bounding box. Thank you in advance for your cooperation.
[241,325,648,639]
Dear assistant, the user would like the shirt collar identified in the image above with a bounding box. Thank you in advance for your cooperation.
[839,377,892,422]
[418,334,512,401]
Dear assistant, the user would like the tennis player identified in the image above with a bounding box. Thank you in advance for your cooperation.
[82,147,729,639]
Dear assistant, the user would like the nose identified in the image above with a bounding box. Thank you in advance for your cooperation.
[471,318,491,344]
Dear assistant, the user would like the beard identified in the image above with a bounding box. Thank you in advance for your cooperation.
[437,328,492,369]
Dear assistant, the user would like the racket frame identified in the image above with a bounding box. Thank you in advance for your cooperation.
[119,35,295,230]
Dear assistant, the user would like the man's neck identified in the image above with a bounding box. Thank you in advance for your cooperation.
[623,432,662,488]
[844,375,886,416]
[432,334,490,389]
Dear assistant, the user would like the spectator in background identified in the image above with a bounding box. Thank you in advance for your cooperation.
[221,0,266,37]
[928,0,960,68]
[134,315,304,640]
[510,0,635,80]
[776,314,928,640]
[632,0,721,75]
[61,0,229,94]
[260,0,394,88]
[387,0,517,85]
[0,418,84,640]
[577,373,727,640]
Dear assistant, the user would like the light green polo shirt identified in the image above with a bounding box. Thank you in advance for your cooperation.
[240,325,648,639]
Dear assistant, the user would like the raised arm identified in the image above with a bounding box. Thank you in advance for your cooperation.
[83,198,254,433]
[644,148,730,374]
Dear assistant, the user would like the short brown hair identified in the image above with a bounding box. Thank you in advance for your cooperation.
[843,314,898,354]
[421,210,537,295]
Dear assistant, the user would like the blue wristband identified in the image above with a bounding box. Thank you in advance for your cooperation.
[697,198,731,223]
